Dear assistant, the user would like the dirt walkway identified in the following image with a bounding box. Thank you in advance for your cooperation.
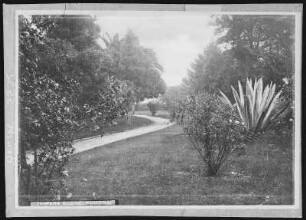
[26,115,174,164]
[73,115,174,154]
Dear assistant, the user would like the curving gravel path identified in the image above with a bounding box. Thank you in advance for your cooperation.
[73,115,175,154]
[26,115,175,164]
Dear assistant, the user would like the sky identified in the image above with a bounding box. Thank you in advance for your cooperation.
[95,11,216,86]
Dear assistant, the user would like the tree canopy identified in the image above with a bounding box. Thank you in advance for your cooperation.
[102,30,167,101]
[214,15,294,84]
[19,14,166,201]
[183,15,295,98]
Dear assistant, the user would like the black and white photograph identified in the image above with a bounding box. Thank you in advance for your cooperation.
[4,3,302,217]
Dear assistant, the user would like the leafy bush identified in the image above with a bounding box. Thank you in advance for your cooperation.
[219,78,290,136]
[270,77,294,137]
[169,92,188,123]
[18,16,126,204]
[147,101,160,116]
[177,93,245,176]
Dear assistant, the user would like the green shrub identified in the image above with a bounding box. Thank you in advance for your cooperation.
[18,16,126,204]
[178,93,246,176]
[147,101,159,116]
[272,78,294,137]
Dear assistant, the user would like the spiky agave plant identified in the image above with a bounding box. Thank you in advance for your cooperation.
[219,78,288,135]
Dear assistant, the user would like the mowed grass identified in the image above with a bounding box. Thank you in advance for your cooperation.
[66,125,293,205]
[73,116,153,140]
[135,110,171,119]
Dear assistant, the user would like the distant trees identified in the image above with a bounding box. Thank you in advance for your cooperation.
[160,85,185,109]
[30,15,118,106]
[147,101,160,116]
[184,15,295,99]
[102,30,167,102]
[183,43,234,96]
[214,15,294,84]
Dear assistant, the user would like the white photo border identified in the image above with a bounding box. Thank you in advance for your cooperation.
[4,3,303,217]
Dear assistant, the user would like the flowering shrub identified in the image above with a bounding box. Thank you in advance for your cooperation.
[178,93,246,176]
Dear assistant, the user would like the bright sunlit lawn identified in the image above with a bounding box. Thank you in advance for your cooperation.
[72,116,153,140]
[66,124,293,205]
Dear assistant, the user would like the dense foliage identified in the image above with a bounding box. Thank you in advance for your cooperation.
[19,16,81,200]
[214,15,294,84]
[267,77,294,137]
[183,15,294,100]
[160,85,185,109]
[18,15,165,204]
[182,15,294,138]
[183,43,231,94]
[101,30,167,101]
[175,93,246,176]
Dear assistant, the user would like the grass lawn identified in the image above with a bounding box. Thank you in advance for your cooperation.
[66,125,293,205]
[135,110,171,119]
[72,116,153,140]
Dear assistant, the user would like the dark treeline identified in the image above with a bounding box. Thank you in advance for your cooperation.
[183,15,294,99]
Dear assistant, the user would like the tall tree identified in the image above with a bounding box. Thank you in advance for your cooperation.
[213,15,294,85]
[183,15,294,99]
[31,15,116,105]
[40,15,101,51]
[183,43,242,98]
[102,30,167,101]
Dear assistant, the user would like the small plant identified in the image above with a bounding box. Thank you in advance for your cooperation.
[219,78,289,135]
[147,101,159,116]
[178,93,245,176]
